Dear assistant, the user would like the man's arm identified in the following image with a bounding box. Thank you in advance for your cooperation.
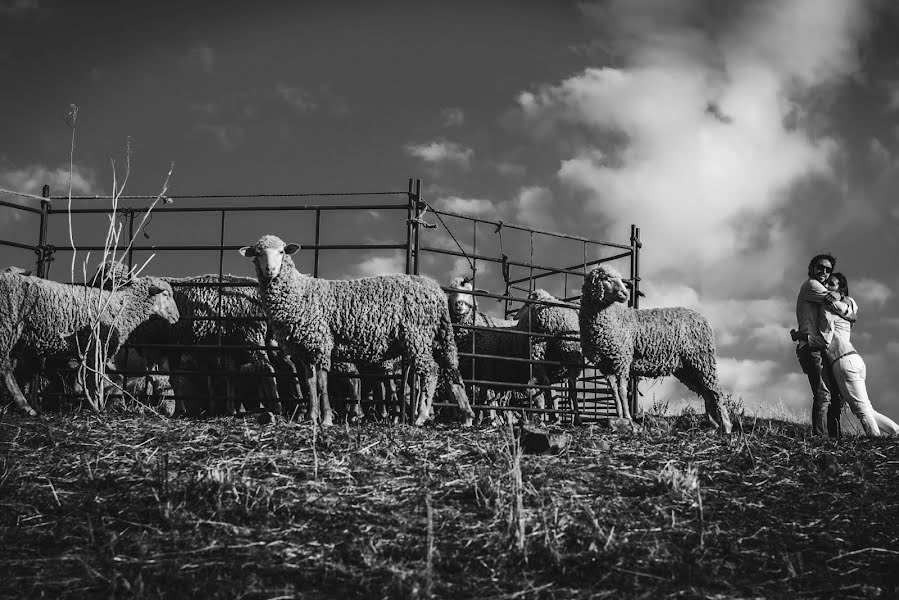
[800,279,841,304]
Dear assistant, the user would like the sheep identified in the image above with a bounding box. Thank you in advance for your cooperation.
[0,270,179,415]
[579,265,732,433]
[513,289,584,423]
[89,261,302,417]
[239,235,475,427]
[446,277,520,422]
[446,279,584,423]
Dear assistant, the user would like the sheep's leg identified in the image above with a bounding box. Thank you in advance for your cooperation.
[278,355,303,420]
[447,371,474,427]
[1,357,37,416]
[413,369,434,427]
[569,377,582,426]
[316,366,334,427]
[368,376,386,422]
[615,374,632,421]
[535,370,560,424]
[382,375,397,421]
[257,362,282,416]
[700,388,732,435]
[304,363,319,423]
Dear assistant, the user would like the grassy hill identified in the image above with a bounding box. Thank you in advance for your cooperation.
[1,410,897,599]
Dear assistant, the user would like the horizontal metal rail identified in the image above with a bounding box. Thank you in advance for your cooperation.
[504,251,634,286]
[424,245,598,280]
[428,206,632,250]
[0,199,42,214]
[0,239,39,251]
[49,242,407,252]
[50,203,409,214]
[51,191,409,201]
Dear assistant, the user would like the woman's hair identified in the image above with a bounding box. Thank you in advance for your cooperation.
[807,253,837,278]
[831,272,849,296]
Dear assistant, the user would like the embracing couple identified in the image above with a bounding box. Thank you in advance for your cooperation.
[794,253,898,438]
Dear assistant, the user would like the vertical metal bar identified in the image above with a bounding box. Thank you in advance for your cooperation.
[628,224,640,418]
[413,178,422,276]
[527,232,536,421]
[216,210,226,412]
[36,185,50,277]
[405,178,414,276]
[33,184,52,409]
[127,211,135,271]
[401,179,415,423]
[470,219,477,403]
[313,208,322,278]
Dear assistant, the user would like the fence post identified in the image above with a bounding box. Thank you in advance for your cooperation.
[36,184,51,278]
[412,178,423,275]
[313,208,322,278]
[401,179,416,423]
[628,224,642,418]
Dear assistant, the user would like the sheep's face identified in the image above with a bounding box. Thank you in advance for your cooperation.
[239,238,300,282]
[447,279,476,321]
[583,266,629,306]
[605,276,629,304]
[146,280,180,324]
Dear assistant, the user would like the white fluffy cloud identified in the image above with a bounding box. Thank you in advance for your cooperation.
[346,251,406,279]
[514,186,555,228]
[517,0,867,296]
[852,277,892,309]
[404,140,474,170]
[435,195,498,217]
[1,163,97,199]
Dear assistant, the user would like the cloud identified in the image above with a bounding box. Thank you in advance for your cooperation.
[179,44,215,73]
[434,195,498,217]
[507,0,873,423]
[1,163,97,197]
[516,0,868,296]
[273,84,349,115]
[275,84,318,111]
[442,107,465,127]
[404,140,474,170]
[347,251,406,278]
[514,186,556,228]
[852,277,892,309]
[0,163,98,227]
[494,161,527,178]
[192,123,244,151]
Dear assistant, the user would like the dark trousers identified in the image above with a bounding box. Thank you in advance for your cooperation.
[796,345,842,438]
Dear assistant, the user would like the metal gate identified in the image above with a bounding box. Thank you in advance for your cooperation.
[1,178,641,421]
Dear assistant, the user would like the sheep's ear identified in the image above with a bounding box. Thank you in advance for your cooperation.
[284,243,301,255]
[148,285,165,296]
[238,246,257,258]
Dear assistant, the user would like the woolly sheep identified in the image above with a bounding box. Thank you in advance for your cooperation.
[513,289,584,422]
[446,276,520,421]
[579,265,732,433]
[90,261,298,417]
[0,270,179,415]
[239,235,475,427]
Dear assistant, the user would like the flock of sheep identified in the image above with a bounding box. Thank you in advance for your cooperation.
[0,234,732,435]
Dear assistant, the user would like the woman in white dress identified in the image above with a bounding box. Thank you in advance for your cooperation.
[822,272,899,437]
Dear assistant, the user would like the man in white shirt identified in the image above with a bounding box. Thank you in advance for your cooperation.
[794,253,842,438]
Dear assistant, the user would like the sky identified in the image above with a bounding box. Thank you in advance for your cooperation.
[2,0,899,423]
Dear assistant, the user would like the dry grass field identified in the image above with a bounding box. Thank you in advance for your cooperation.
[1,408,898,599]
